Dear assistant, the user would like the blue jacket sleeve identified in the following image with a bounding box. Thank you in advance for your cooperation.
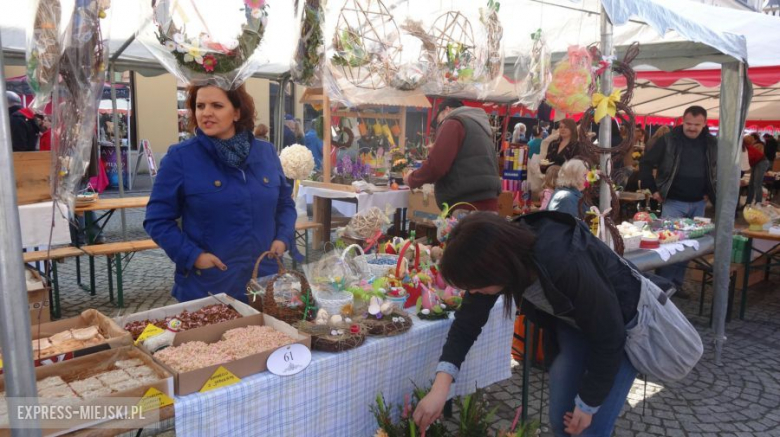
[143,148,203,271]
[272,154,297,252]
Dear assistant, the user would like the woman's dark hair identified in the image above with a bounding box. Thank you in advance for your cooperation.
[186,84,256,134]
[558,118,579,144]
[439,213,538,317]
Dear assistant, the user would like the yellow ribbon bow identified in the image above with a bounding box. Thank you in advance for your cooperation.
[591,89,622,123]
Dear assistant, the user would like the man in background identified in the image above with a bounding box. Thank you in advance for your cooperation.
[7,91,40,151]
[283,114,297,148]
[304,120,323,170]
[639,105,717,297]
[404,98,501,211]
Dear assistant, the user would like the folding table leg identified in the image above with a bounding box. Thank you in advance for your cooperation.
[305,230,310,264]
[740,238,752,320]
[521,317,531,424]
[115,254,124,308]
[52,261,61,319]
[89,255,96,296]
[107,256,114,303]
[76,256,82,285]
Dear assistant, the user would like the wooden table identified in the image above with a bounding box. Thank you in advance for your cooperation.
[737,228,780,319]
[73,196,151,303]
[74,196,150,214]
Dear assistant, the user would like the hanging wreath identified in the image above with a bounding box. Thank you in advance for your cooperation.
[153,0,268,75]
[385,19,436,91]
[291,0,325,86]
[330,0,401,90]
[430,11,477,93]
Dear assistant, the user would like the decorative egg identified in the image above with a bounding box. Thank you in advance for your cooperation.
[330,329,338,336]
[329,314,343,326]
[421,309,430,315]
[380,302,394,315]
[315,309,329,325]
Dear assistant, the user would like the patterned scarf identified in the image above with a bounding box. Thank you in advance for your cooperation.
[210,131,252,168]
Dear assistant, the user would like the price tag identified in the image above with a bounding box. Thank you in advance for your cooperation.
[267,344,311,376]
[200,366,241,393]
[135,324,165,346]
[137,387,174,412]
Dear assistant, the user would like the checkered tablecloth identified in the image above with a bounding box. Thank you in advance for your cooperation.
[174,297,514,437]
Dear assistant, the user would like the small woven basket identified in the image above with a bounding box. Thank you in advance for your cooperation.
[294,321,367,352]
[622,234,642,253]
[354,253,399,277]
[359,308,412,337]
[246,251,313,325]
[312,285,354,316]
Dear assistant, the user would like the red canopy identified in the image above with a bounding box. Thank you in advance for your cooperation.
[614,66,780,88]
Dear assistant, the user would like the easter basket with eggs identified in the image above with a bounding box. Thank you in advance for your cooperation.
[246,252,313,325]
[358,296,413,337]
[295,311,367,353]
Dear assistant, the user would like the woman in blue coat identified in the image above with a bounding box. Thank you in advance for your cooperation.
[144,84,296,302]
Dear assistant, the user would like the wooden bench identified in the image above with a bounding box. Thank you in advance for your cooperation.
[294,221,324,268]
[691,255,741,323]
[82,239,159,308]
[22,240,160,317]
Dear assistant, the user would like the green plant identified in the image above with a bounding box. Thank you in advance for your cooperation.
[455,388,498,437]
[332,28,370,67]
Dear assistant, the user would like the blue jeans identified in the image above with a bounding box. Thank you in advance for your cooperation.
[549,320,638,437]
[656,199,707,287]
[746,159,770,204]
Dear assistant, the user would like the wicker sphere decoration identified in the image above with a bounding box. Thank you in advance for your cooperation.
[331,0,402,89]
[430,11,477,94]
[385,20,436,91]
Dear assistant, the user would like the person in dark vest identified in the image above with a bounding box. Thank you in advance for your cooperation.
[403,98,501,211]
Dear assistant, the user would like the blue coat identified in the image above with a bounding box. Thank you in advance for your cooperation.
[144,131,297,302]
[547,187,584,218]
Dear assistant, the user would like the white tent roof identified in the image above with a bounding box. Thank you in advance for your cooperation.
[2,0,779,118]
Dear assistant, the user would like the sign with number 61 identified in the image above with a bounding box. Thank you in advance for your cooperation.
[267,344,312,376]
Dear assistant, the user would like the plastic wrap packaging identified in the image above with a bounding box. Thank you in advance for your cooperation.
[344,206,391,239]
[513,29,552,110]
[291,0,326,87]
[51,0,111,212]
[26,0,63,112]
[136,0,271,90]
[545,45,595,114]
[323,0,435,106]
[473,0,503,100]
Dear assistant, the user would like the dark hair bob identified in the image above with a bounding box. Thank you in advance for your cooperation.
[186,84,256,134]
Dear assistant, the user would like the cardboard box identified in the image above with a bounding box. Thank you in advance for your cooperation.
[0,346,174,437]
[114,293,259,328]
[408,190,515,225]
[1,310,132,372]
[26,268,50,324]
[148,313,311,395]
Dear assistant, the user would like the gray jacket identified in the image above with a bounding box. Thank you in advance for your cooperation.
[434,107,501,207]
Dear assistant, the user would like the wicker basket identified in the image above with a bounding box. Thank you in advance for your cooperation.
[294,321,367,352]
[622,234,642,253]
[246,252,312,325]
[359,308,412,337]
[312,285,354,316]
[354,253,399,278]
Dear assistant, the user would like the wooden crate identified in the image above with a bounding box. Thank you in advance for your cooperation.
[14,151,52,205]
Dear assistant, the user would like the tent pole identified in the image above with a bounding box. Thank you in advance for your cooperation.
[110,64,127,239]
[712,61,751,365]
[275,76,290,153]
[0,33,42,436]
[598,7,613,212]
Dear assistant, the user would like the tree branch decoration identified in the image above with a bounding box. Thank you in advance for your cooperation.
[331,0,401,90]
[291,0,325,86]
[26,0,62,111]
[385,19,436,91]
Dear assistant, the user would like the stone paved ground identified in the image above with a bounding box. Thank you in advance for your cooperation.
[48,186,780,436]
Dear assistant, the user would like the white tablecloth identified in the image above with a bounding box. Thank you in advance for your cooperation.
[18,201,71,248]
[299,186,410,217]
[174,297,514,437]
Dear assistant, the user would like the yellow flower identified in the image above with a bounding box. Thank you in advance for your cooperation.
[586,170,600,184]
[374,430,389,437]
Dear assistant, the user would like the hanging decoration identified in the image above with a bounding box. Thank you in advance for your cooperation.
[578,42,641,158]
[329,0,401,90]
[137,0,270,90]
[26,0,63,112]
[513,29,552,110]
[51,0,111,212]
[386,19,436,91]
[545,45,595,114]
[474,0,503,98]
[428,11,477,95]
[291,0,325,86]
